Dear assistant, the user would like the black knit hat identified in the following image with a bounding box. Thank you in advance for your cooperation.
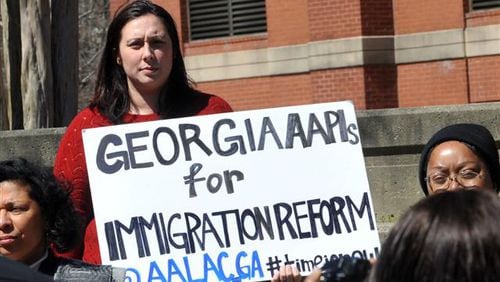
[418,123,500,195]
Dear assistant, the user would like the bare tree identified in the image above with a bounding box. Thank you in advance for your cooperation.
[1,0,106,129]
[0,55,6,130]
[1,0,80,129]
[52,0,78,126]
[19,0,53,129]
[1,0,22,130]
[78,1,108,111]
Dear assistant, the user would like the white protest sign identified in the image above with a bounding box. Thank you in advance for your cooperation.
[82,101,380,282]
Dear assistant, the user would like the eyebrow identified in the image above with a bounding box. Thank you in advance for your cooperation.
[125,34,169,44]
[0,201,27,209]
[428,162,482,171]
[148,34,168,39]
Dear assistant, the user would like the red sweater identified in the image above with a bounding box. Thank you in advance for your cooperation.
[53,94,232,264]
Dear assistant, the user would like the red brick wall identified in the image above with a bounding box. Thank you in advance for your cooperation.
[110,0,176,15]
[308,0,363,41]
[109,0,127,16]
[107,0,500,111]
[466,9,500,27]
[310,68,367,109]
[361,0,394,35]
[393,0,464,34]
[266,0,310,47]
[196,75,313,111]
[468,56,500,102]
[183,36,269,56]
[398,60,468,107]
[364,66,398,109]
[158,0,184,44]
[184,0,311,55]
[198,66,398,112]
[109,0,185,48]
[308,66,398,110]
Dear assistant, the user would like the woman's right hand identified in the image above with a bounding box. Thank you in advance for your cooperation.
[303,268,321,282]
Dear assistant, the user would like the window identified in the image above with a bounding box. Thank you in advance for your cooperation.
[188,0,267,41]
[470,0,500,11]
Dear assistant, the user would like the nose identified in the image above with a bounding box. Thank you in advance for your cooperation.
[143,44,154,61]
[0,210,12,229]
[448,176,464,191]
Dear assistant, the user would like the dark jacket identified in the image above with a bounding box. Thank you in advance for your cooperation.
[0,256,52,282]
[39,251,125,281]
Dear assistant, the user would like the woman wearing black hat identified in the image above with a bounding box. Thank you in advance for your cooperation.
[419,123,500,195]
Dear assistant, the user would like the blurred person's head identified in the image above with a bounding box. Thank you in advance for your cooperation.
[0,158,80,265]
[92,0,196,123]
[370,188,500,282]
[419,123,499,195]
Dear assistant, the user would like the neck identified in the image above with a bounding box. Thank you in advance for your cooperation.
[128,85,160,115]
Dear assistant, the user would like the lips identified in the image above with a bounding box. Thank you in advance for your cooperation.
[141,66,158,72]
[0,235,18,245]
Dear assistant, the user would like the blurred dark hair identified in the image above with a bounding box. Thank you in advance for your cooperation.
[0,158,81,252]
[370,188,500,282]
[91,0,206,123]
[321,255,371,282]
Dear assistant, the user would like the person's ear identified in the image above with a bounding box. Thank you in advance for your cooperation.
[116,57,122,65]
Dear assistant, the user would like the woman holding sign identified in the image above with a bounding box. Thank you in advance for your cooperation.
[53,0,232,264]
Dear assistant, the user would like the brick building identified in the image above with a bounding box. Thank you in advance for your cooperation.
[110,0,500,111]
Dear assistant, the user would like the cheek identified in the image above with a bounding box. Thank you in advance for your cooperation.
[119,50,139,66]
[3,213,46,262]
[157,49,173,64]
[20,213,46,245]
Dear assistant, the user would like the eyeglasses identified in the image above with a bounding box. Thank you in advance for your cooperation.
[425,169,483,192]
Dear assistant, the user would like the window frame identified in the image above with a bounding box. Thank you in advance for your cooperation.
[187,0,267,41]
[469,0,500,11]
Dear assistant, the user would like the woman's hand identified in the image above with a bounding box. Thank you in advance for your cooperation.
[303,268,321,282]
[271,265,301,282]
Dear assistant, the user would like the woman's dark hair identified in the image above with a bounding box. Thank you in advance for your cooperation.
[91,0,206,123]
[0,158,81,252]
[370,189,500,282]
